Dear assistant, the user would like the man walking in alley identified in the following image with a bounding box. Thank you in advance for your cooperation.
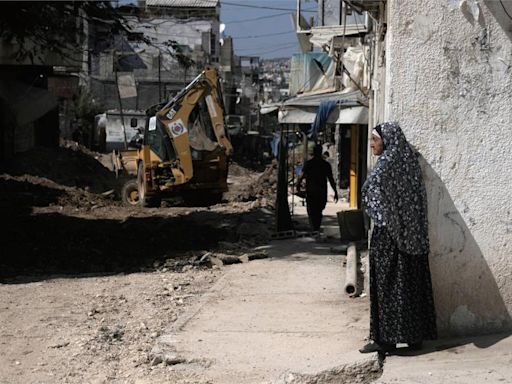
[298,144,338,232]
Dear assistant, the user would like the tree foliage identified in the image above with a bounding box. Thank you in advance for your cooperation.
[0,1,127,63]
[0,2,195,69]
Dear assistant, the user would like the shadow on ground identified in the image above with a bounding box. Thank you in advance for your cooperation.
[389,332,511,358]
[1,178,271,283]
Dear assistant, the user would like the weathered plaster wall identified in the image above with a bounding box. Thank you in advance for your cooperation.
[384,0,512,335]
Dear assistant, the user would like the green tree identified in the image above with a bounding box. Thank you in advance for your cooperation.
[0,1,127,63]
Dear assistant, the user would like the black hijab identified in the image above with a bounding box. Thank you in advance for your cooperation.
[362,122,429,255]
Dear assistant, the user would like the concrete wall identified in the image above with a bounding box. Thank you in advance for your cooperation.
[384,0,512,336]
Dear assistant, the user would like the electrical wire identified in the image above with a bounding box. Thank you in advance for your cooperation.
[500,0,512,20]
[235,42,297,52]
[232,30,294,39]
[236,42,297,56]
[223,11,291,24]
[221,1,315,13]
[140,28,295,41]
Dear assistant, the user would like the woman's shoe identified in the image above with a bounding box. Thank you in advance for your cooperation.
[359,342,382,353]
[359,342,397,354]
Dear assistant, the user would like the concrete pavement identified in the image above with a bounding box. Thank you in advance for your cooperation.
[151,201,512,383]
[376,333,512,384]
[150,198,380,383]
[151,235,379,383]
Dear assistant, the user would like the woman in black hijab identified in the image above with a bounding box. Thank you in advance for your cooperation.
[360,122,437,353]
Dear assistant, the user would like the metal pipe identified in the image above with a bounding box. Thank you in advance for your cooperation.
[344,242,359,297]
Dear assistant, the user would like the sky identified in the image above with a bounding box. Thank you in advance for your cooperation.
[219,0,316,60]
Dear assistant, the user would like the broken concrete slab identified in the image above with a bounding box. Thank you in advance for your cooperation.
[215,254,242,265]
[276,353,382,384]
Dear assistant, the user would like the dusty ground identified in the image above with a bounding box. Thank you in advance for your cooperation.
[0,142,275,383]
[0,270,223,384]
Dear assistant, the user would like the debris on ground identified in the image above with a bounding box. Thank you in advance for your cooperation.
[226,160,278,208]
[1,141,275,279]
[0,141,278,383]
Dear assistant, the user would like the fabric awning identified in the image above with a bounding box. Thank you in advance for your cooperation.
[278,105,368,124]
[259,104,279,115]
[277,90,368,124]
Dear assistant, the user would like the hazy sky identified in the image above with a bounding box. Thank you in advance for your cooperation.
[220,0,316,60]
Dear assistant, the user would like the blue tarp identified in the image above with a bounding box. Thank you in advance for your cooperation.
[308,100,337,139]
[270,132,280,157]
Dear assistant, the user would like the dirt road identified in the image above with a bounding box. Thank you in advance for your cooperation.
[0,269,223,384]
[0,142,275,383]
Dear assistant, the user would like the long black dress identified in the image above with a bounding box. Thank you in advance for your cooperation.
[362,122,437,345]
[369,226,437,344]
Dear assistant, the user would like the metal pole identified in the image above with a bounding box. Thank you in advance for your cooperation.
[302,130,308,164]
[296,0,301,32]
[291,126,296,217]
[114,50,128,150]
[158,51,162,102]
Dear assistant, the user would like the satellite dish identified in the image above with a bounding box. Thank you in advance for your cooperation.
[219,23,226,34]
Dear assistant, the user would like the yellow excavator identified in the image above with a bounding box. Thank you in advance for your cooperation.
[117,66,233,207]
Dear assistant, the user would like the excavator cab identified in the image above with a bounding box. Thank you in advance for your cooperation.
[136,65,233,207]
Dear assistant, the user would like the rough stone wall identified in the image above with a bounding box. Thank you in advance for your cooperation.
[384,0,512,335]
[89,79,190,111]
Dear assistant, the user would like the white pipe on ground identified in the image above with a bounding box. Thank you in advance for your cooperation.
[344,242,359,297]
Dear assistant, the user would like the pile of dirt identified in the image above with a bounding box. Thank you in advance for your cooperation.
[228,162,256,177]
[0,142,277,278]
[0,141,120,195]
[0,174,117,213]
[227,161,278,208]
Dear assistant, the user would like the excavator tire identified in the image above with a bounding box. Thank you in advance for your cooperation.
[137,162,161,208]
[121,179,139,206]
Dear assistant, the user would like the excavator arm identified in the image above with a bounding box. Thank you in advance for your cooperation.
[203,68,233,157]
[140,65,232,191]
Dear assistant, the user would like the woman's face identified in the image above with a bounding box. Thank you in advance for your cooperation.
[371,134,384,156]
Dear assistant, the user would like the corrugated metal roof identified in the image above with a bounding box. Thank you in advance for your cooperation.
[146,0,219,8]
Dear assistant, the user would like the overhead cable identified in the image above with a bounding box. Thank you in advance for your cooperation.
[224,12,291,24]
[221,1,315,13]
[232,30,294,39]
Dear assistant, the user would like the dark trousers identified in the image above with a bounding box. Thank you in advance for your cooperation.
[306,197,326,232]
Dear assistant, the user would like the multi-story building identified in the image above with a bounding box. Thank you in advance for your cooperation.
[88,0,221,112]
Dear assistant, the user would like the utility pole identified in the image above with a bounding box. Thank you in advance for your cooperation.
[114,50,128,150]
[158,51,162,102]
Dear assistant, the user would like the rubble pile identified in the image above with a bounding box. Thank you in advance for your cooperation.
[0,140,120,196]
[0,141,276,278]
[0,173,116,212]
[228,161,278,207]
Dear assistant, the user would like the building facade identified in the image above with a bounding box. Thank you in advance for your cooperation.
[375,0,512,335]
[88,1,221,113]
